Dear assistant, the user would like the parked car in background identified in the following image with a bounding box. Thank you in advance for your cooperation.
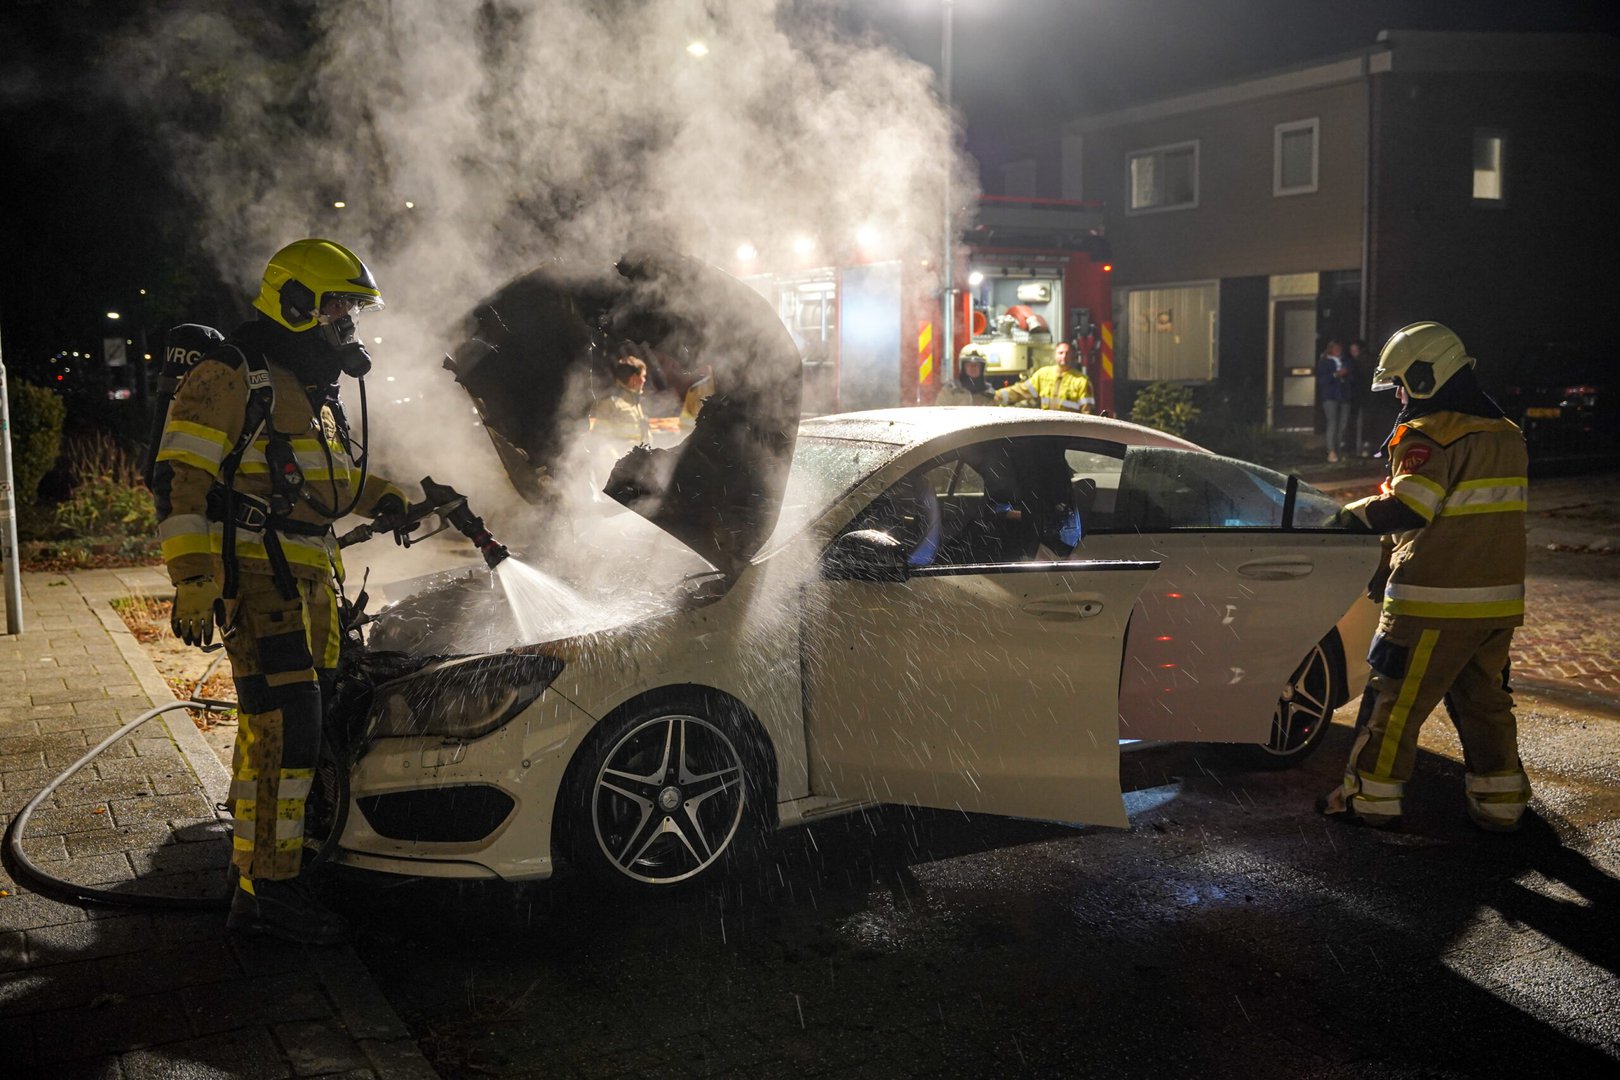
[1503,343,1616,463]
[332,259,1382,893]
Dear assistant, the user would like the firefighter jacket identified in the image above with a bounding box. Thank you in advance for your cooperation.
[590,384,651,446]
[994,364,1095,413]
[935,375,993,406]
[1353,411,1528,629]
[155,332,404,589]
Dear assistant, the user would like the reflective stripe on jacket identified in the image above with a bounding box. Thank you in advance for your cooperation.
[1379,412,1528,628]
[155,355,404,587]
[994,365,1095,413]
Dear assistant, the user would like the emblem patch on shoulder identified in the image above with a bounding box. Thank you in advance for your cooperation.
[1397,445,1431,473]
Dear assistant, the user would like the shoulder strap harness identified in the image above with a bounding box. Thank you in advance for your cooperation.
[209,345,315,604]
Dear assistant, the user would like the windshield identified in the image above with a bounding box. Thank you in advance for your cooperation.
[762,435,908,552]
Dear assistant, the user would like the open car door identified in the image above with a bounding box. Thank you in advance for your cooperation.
[800,447,1157,827]
[803,560,1156,827]
[1065,444,1383,743]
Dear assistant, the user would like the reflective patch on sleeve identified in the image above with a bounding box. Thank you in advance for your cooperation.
[156,422,231,475]
[1389,472,1444,520]
[1395,445,1431,474]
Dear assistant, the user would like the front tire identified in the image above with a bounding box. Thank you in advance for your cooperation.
[1224,632,1345,770]
[560,692,771,891]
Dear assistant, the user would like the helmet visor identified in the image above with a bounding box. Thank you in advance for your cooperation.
[1370,367,1399,393]
[321,292,383,320]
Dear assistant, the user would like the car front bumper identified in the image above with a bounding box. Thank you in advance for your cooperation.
[332,687,598,881]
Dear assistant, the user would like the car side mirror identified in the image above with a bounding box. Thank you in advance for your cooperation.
[823,529,910,583]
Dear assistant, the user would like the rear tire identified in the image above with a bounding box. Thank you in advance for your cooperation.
[559,691,773,892]
[1223,632,1345,770]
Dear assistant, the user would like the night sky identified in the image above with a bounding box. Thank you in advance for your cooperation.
[2,0,1616,386]
[864,0,1620,161]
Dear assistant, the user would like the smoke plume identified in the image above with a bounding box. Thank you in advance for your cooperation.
[107,0,977,596]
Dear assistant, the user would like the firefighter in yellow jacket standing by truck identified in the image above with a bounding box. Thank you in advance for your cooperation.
[993,340,1095,413]
[1319,322,1531,832]
[158,239,408,944]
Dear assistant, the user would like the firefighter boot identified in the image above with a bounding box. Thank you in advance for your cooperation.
[227,875,349,945]
[1316,781,1402,830]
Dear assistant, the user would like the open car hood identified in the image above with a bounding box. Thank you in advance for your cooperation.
[443,254,802,575]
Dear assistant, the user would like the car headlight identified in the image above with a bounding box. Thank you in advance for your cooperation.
[366,653,564,740]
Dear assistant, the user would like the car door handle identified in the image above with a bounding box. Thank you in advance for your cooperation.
[1237,558,1314,580]
[1021,597,1106,620]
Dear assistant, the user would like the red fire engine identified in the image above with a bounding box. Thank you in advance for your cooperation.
[742,196,1115,416]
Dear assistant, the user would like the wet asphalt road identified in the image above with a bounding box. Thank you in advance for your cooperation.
[338,684,1620,1078]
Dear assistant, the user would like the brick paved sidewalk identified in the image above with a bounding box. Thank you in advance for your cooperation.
[1,569,436,1079]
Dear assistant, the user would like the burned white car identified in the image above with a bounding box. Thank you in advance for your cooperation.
[324,257,1381,891]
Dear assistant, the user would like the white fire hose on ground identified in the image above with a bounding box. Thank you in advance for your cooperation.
[3,656,239,910]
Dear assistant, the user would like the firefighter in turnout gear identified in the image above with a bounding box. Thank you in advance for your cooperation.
[590,352,652,447]
[1318,322,1531,832]
[156,239,408,944]
[993,341,1095,413]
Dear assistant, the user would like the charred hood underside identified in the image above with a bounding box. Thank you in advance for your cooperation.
[442,253,803,575]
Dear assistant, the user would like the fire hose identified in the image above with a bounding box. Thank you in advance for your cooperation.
[3,655,238,909]
[3,480,510,910]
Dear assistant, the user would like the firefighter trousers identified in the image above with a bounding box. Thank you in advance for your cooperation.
[222,572,340,881]
[1337,616,1530,829]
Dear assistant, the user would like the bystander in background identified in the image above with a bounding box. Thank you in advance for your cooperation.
[1317,339,1354,462]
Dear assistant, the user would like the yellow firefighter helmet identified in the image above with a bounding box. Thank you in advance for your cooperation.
[1371,321,1475,398]
[252,238,384,333]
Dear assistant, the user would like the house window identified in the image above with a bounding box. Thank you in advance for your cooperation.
[1127,141,1198,213]
[1473,130,1505,202]
[1122,282,1219,381]
[1002,159,1037,198]
[1274,119,1319,196]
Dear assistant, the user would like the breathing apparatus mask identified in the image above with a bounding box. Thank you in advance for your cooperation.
[317,295,374,378]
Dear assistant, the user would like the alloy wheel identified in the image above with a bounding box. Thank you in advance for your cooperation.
[590,713,747,885]
[1262,641,1333,758]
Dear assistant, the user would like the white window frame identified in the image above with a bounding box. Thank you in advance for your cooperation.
[1273,118,1319,196]
[1125,140,1200,215]
[1473,128,1507,206]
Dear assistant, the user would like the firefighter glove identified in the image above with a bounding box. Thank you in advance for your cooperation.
[370,492,406,521]
[171,577,223,648]
[1329,501,1374,533]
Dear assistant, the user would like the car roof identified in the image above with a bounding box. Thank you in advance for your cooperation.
[798,406,1207,455]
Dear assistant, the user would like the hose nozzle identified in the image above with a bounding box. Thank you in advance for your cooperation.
[420,477,509,569]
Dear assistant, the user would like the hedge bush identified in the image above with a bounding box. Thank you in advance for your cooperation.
[5,379,66,505]
[53,433,157,539]
[1128,381,1200,438]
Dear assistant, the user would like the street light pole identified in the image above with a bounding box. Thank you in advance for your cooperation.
[1,328,25,635]
[941,0,955,391]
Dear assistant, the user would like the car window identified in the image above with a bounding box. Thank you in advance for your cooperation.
[842,443,1042,568]
[1103,446,1341,530]
[1062,446,1125,533]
